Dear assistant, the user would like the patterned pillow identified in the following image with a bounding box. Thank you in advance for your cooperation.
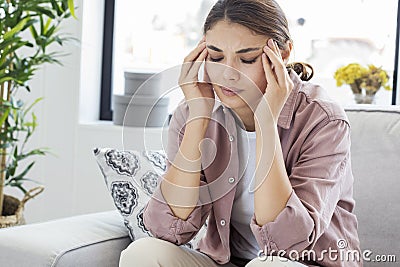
[93,147,207,249]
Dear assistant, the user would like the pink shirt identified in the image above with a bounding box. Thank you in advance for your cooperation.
[143,71,362,266]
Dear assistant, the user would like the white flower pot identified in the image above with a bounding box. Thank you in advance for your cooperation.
[113,94,169,127]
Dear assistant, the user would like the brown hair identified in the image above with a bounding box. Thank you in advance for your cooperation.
[203,0,313,81]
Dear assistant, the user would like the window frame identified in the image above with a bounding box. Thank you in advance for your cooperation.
[392,0,400,105]
[99,0,115,121]
[99,0,399,120]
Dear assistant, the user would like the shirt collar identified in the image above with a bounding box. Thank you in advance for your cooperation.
[212,70,302,129]
[212,101,224,113]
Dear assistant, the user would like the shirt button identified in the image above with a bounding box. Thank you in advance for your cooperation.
[220,219,226,226]
[228,177,235,184]
[228,135,234,142]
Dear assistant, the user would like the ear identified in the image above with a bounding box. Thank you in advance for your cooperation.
[281,41,293,64]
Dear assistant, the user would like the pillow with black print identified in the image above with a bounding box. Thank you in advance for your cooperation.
[93,147,207,249]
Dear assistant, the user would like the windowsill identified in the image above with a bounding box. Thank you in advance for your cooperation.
[76,120,167,151]
[78,120,167,131]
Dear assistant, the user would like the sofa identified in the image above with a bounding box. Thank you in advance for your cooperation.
[0,106,399,267]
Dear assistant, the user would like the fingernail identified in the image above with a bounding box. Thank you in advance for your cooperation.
[268,39,274,47]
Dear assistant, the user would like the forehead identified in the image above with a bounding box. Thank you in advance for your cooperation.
[205,20,268,51]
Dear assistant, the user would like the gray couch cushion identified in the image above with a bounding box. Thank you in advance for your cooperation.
[0,210,131,267]
[346,106,400,263]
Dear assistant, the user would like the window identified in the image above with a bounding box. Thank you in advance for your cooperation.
[279,0,398,106]
[100,0,399,120]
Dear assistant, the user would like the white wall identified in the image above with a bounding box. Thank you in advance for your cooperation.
[3,0,165,224]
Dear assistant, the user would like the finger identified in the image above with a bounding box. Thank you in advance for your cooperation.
[267,39,280,56]
[263,45,286,85]
[262,52,278,87]
[276,42,283,60]
[266,39,284,65]
[186,48,208,81]
[183,42,206,64]
[181,42,206,77]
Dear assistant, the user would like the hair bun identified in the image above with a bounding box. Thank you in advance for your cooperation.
[287,62,314,81]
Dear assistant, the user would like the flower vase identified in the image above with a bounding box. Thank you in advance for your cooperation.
[353,91,376,104]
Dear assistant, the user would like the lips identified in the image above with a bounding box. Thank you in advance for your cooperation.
[221,86,243,96]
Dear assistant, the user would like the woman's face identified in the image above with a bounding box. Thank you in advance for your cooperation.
[205,20,269,111]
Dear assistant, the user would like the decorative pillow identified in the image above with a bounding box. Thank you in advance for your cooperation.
[93,147,207,249]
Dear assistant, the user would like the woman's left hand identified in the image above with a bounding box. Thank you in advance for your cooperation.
[255,38,294,124]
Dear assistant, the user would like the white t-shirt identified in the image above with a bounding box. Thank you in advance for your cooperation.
[230,126,260,259]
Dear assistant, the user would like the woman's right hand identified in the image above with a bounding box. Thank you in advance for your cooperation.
[179,38,215,120]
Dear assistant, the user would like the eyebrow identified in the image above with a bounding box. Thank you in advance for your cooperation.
[206,45,262,54]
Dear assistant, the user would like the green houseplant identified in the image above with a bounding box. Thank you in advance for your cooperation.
[0,0,76,227]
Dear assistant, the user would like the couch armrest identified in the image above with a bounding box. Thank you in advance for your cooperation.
[0,210,131,267]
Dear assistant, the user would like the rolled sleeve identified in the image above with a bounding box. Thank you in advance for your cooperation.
[143,180,212,245]
[250,119,351,253]
[250,190,314,252]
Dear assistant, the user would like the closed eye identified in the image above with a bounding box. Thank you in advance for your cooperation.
[209,57,223,62]
[241,57,258,64]
[208,56,259,64]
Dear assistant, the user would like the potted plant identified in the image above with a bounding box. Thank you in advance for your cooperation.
[0,0,76,227]
[334,63,392,104]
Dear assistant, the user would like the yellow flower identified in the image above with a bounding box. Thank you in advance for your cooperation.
[334,63,392,92]
[334,63,368,87]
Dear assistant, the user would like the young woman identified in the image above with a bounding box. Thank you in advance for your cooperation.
[120,0,361,266]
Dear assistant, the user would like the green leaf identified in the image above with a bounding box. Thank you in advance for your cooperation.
[23,97,43,117]
[7,161,17,178]
[4,17,30,40]
[16,148,48,162]
[20,17,37,32]
[44,25,57,38]
[27,6,56,19]
[44,17,52,34]
[68,0,77,19]
[9,183,27,194]
[9,177,41,184]
[40,14,44,36]
[50,0,63,17]
[32,112,38,129]
[0,108,10,129]
[0,77,14,84]
[2,40,31,57]
[13,162,35,181]
[0,36,21,51]
[30,24,39,40]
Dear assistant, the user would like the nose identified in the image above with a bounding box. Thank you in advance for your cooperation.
[222,64,240,81]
